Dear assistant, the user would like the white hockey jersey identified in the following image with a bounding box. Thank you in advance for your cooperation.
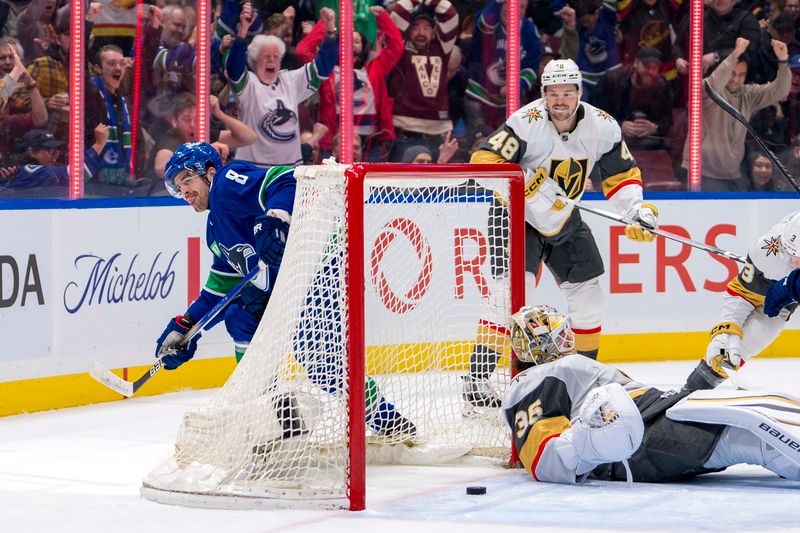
[233,66,322,167]
[502,354,649,484]
[716,210,800,352]
[473,99,645,237]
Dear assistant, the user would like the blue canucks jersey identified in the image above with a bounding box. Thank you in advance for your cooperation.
[187,161,296,321]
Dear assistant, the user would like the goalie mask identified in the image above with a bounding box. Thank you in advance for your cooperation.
[509,305,576,365]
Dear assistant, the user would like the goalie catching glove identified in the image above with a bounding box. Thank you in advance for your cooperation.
[560,383,644,476]
[155,314,201,370]
[705,322,744,376]
[624,203,658,242]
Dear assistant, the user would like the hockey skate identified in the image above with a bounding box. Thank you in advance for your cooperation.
[461,375,501,417]
[247,392,312,480]
[368,412,418,445]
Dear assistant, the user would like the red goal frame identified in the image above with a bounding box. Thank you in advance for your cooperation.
[343,163,526,510]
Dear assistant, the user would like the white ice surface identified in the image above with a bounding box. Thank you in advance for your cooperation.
[3,359,800,533]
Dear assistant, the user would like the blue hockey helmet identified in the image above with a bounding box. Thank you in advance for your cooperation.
[164,142,222,198]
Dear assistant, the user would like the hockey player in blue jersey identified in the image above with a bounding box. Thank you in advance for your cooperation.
[155,141,416,440]
[156,141,293,366]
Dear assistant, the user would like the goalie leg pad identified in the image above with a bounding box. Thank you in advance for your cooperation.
[667,389,800,469]
[704,426,800,479]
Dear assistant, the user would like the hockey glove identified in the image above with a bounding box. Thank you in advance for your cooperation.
[522,167,547,199]
[764,269,800,317]
[155,315,201,370]
[705,322,744,375]
[624,202,658,242]
[254,213,290,268]
[561,383,644,475]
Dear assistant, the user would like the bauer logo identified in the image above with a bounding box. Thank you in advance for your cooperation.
[62,252,178,314]
[370,218,433,314]
[759,422,800,452]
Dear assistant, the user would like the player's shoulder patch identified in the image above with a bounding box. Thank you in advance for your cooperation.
[512,100,548,126]
[761,235,782,258]
[581,102,618,125]
[594,108,614,122]
[521,106,545,123]
[747,226,794,281]
[580,103,622,143]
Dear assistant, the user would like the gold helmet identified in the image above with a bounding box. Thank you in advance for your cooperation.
[509,305,576,365]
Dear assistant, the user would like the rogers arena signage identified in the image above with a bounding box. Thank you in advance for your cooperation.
[1,197,799,381]
[363,197,800,344]
[370,217,433,314]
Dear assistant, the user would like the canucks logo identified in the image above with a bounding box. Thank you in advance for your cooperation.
[219,243,257,275]
[549,158,589,199]
[260,99,298,143]
[523,108,543,122]
[762,236,781,257]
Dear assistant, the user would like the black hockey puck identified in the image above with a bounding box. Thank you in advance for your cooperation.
[466,486,486,495]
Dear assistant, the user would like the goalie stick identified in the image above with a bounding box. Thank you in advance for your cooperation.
[564,198,748,263]
[89,266,262,397]
[703,79,800,195]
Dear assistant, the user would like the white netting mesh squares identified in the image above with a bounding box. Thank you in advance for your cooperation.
[142,164,517,507]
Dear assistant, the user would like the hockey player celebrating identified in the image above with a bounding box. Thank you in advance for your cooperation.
[155,141,416,439]
[504,305,800,484]
[463,58,659,409]
[684,209,800,391]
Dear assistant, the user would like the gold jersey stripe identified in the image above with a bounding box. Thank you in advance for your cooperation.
[602,167,643,197]
[519,416,571,478]
[629,387,650,399]
[575,331,601,352]
[470,150,507,164]
[727,277,765,307]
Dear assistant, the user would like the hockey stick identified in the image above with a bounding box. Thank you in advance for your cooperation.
[565,198,748,263]
[703,79,800,195]
[89,267,262,397]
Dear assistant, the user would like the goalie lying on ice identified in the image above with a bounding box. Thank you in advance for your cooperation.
[503,305,800,484]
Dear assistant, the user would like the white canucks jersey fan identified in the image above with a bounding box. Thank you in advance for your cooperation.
[503,305,800,484]
[685,210,800,391]
[462,58,658,411]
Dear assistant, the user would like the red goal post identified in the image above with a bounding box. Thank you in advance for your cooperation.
[345,163,526,509]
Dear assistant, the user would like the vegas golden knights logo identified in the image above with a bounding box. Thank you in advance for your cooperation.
[549,158,589,198]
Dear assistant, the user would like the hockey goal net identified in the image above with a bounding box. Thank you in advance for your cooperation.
[141,163,525,510]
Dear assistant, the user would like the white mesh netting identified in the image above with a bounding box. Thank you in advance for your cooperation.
[142,163,518,508]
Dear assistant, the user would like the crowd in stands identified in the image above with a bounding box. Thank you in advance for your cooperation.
[0,0,799,197]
